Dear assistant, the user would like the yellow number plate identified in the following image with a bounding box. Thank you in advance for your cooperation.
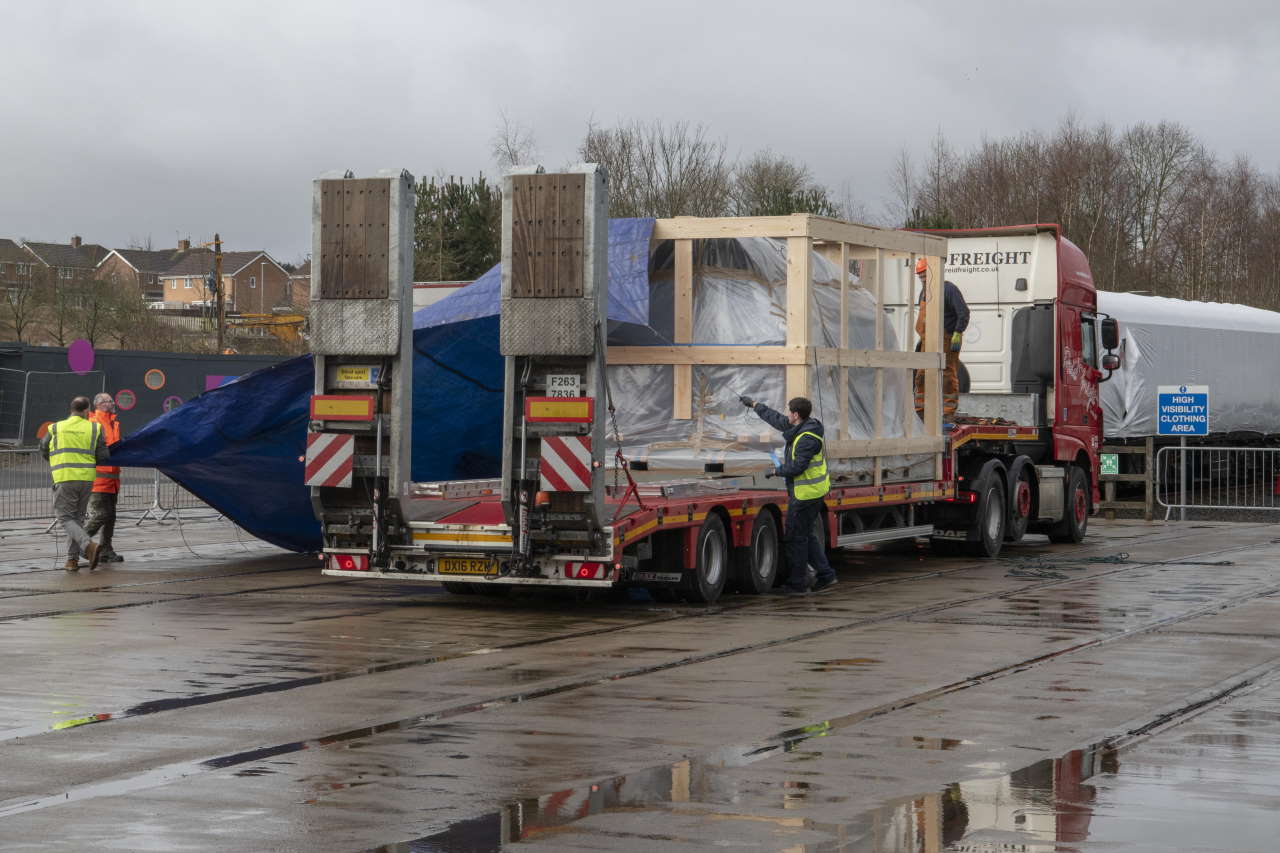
[438,556,496,575]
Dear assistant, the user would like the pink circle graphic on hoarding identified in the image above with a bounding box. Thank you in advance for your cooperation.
[162,395,183,412]
[67,340,95,375]
[115,389,137,411]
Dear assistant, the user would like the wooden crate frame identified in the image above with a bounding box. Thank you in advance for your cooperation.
[606,213,949,480]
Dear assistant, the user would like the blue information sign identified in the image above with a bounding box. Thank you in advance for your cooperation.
[1157,385,1209,436]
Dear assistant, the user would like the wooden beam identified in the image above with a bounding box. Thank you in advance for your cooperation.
[607,345,938,368]
[673,239,693,420]
[904,253,918,438]
[608,345,807,365]
[873,248,884,485]
[652,215,948,257]
[826,436,946,459]
[923,254,943,441]
[838,242,849,442]
[810,348,942,369]
[806,217,948,256]
[653,215,809,241]
[785,236,810,401]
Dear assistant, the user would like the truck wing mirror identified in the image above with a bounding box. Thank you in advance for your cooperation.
[1100,317,1120,350]
[1101,353,1121,371]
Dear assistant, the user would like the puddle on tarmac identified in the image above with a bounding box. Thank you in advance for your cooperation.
[372,722,1280,852]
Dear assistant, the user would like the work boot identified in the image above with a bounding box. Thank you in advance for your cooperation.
[104,552,124,563]
[85,542,102,571]
[813,575,839,593]
[64,560,79,572]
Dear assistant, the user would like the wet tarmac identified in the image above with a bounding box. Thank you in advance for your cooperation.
[2,516,1280,850]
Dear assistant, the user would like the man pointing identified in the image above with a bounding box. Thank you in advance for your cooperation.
[740,395,837,596]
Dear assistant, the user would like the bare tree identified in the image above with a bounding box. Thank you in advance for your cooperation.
[580,120,732,218]
[730,150,840,217]
[0,268,45,343]
[491,111,540,172]
[887,147,915,226]
[1121,121,1202,289]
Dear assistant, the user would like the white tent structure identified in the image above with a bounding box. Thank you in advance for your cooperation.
[1097,291,1280,438]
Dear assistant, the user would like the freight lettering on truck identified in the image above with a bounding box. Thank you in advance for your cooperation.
[946,250,1032,274]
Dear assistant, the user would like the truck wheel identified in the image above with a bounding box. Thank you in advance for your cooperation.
[682,514,729,604]
[967,473,1006,558]
[732,510,779,594]
[1005,465,1035,543]
[1048,466,1089,544]
[441,582,477,595]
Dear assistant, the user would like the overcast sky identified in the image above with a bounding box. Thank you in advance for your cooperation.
[3,0,1277,263]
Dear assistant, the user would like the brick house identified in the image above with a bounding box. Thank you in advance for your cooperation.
[286,259,310,310]
[0,239,35,290]
[96,240,209,302]
[157,250,288,312]
[22,236,110,288]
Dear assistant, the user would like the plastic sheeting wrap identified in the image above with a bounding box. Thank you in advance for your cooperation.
[1098,291,1280,437]
[609,238,927,479]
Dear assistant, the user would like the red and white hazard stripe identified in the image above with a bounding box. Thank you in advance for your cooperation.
[305,433,355,488]
[539,436,593,492]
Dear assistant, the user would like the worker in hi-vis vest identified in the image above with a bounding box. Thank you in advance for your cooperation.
[40,396,110,571]
[740,395,838,596]
[85,392,124,563]
[913,256,969,421]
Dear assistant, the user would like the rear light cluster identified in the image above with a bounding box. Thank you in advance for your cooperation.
[565,561,603,579]
[562,561,623,579]
[330,554,370,571]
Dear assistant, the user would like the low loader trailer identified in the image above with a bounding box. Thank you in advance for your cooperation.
[309,167,1121,604]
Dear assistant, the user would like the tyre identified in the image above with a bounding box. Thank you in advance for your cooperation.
[966,473,1007,558]
[1048,466,1089,544]
[441,582,477,595]
[681,514,729,604]
[1005,464,1035,543]
[732,510,779,595]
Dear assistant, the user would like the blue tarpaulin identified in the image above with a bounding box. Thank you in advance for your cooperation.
[109,218,655,553]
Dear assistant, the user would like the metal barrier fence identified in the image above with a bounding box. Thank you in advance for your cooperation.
[1156,446,1280,518]
[0,448,219,525]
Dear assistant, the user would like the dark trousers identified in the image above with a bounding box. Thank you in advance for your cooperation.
[85,492,118,552]
[783,497,834,591]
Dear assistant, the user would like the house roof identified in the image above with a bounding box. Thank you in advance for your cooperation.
[23,241,109,270]
[158,249,221,277]
[158,250,284,279]
[0,239,30,263]
[111,248,196,274]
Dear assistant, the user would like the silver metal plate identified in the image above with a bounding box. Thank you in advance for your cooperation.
[500,297,597,356]
[311,300,399,355]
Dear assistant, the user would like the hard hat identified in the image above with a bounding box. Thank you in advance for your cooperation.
[915,258,929,275]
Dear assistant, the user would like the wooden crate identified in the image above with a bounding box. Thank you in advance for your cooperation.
[606,213,949,480]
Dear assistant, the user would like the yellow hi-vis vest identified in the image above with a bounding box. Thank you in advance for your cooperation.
[790,430,829,500]
[48,415,101,485]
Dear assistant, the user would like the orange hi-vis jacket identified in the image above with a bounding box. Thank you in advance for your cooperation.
[89,410,121,494]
